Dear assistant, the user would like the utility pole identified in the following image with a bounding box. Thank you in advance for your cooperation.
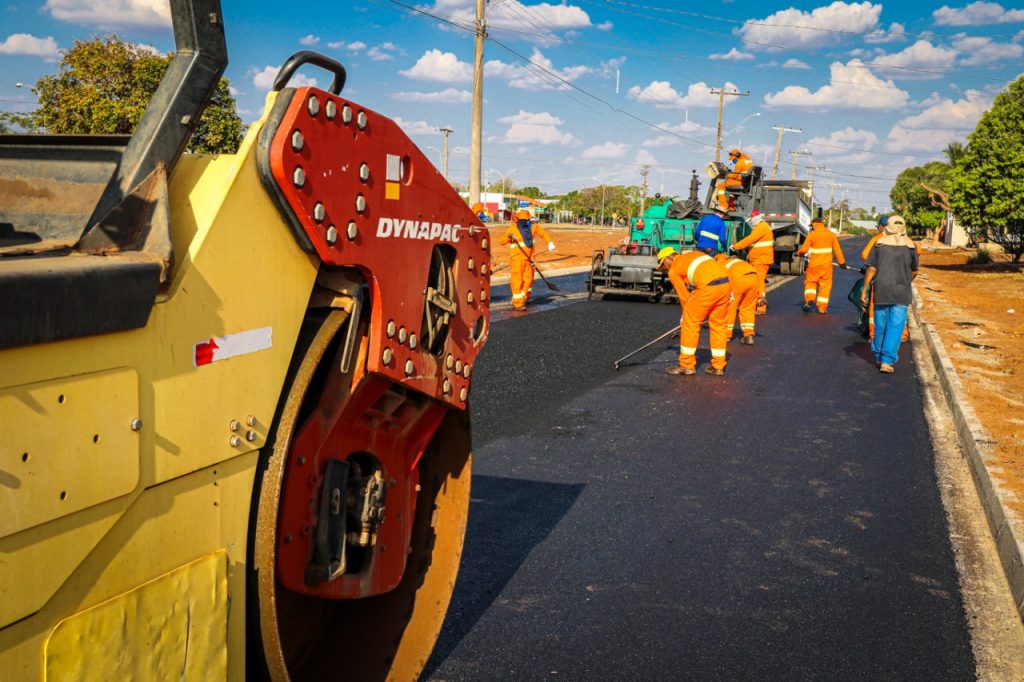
[806,164,824,210]
[827,181,838,230]
[438,126,454,181]
[710,87,749,162]
[789,149,811,180]
[838,189,848,234]
[639,164,650,214]
[468,0,485,204]
[770,125,801,180]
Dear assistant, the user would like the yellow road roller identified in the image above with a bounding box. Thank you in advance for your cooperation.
[0,1,489,678]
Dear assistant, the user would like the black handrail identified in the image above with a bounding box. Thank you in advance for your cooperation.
[272,51,347,95]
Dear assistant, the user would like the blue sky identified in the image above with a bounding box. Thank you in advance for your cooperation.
[2,0,1023,211]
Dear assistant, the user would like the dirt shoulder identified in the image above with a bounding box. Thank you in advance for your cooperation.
[487,225,628,275]
[915,247,1024,515]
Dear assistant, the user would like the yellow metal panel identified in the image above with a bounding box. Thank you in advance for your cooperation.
[45,551,228,681]
[0,368,140,537]
[0,454,255,680]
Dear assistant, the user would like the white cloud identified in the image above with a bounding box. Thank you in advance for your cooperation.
[299,34,320,46]
[933,2,1024,26]
[628,80,740,109]
[634,149,659,167]
[871,40,957,79]
[327,40,347,49]
[582,142,630,159]
[782,58,811,69]
[400,49,473,82]
[252,65,317,91]
[711,48,755,61]
[0,33,59,59]
[436,0,593,33]
[739,2,882,51]
[497,110,578,145]
[953,34,1024,65]
[597,21,613,31]
[367,46,393,61]
[347,41,367,50]
[44,0,170,27]
[598,56,626,78]
[392,117,442,136]
[763,59,909,110]
[485,49,589,90]
[393,88,472,103]
[864,21,907,44]
[884,89,992,152]
[806,127,879,163]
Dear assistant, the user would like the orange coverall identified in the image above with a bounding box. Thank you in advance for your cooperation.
[731,218,774,314]
[501,222,553,309]
[716,254,759,340]
[668,252,732,371]
[716,152,753,211]
[796,222,846,313]
[862,233,921,341]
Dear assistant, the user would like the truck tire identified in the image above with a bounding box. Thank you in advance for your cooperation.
[792,255,805,275]
[251,308,471,681]
[779,260,791,276]
[588,251,604,300]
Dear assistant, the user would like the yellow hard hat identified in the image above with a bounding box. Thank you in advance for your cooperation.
[516,209,531,220]
[657,246,677,264]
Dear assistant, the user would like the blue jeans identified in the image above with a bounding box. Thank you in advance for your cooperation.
[871,304,908,366]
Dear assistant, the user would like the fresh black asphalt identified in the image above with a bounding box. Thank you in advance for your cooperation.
[426,237,974,680]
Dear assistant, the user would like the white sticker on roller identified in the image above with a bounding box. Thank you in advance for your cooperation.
[194,327,273,367]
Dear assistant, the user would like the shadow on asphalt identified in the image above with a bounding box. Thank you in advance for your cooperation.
[423,475,585,678]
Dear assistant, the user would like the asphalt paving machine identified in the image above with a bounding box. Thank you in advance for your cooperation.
[0,1,489,679]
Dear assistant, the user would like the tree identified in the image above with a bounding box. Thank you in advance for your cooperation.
[25,35,243,153]
[519,186,545,199]
[947,74,1024,262]
[943,141,966,165]
[889,162,949,235]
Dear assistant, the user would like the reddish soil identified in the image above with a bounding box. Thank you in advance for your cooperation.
[916,247,1024,514]
[487,225,628,274]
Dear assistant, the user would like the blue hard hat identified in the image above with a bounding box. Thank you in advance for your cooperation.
[878,215,889,227]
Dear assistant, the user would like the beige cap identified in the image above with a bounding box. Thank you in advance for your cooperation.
[888,215,906,227]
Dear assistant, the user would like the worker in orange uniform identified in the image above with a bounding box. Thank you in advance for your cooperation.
[796,218,847,314]
[715,148,753,212]
[731,209,774,314]
[715,253,759,345]
[501,209,554,311]
[658,247,732,375]
[862,215,921,342]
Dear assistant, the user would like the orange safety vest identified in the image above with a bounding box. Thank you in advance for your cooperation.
[717,255,759,283]
[796,224,845,268]
[501,223,552,261]
[726,153,753,187]
[667,251,731,302]
[732,221,775,265]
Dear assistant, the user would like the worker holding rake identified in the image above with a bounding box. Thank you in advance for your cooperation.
[501,209,555,310]
[658,247,732,376]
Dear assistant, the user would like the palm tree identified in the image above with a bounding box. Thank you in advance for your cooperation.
[943,142,966,165]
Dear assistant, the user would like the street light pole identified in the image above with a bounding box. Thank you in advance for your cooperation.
[438,126,454,180]
[771,125,801,180]
[469,0,485,204]
[600,184,606,226]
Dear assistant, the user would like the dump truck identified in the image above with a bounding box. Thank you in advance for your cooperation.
[0,1,489,679]
[760,180,813,275]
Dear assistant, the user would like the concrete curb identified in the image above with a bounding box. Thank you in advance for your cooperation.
[912,289,1024,620]
[490,265,591,286]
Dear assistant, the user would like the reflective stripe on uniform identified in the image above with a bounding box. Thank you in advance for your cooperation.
[741,323,755,329]
[817,297,830,303]
[724,259,743,269]
[512,293,526,300]
[699,231,720,242]
[687,254,713,283]
[808,247,832,254]
[804,288,816,296]
[680,346,697,355]
[710,348,727,358]
[752,240,773,248]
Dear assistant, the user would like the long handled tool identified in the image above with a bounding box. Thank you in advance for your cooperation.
[614,324,681,370]
[512,241,560,292]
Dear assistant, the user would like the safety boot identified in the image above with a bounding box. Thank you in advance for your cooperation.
[705,366,725,376]
[879,363,895,374]
[817,308,828,315]
[741,335,754,345]
[802,301,812,313]
[665,366,696,376]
